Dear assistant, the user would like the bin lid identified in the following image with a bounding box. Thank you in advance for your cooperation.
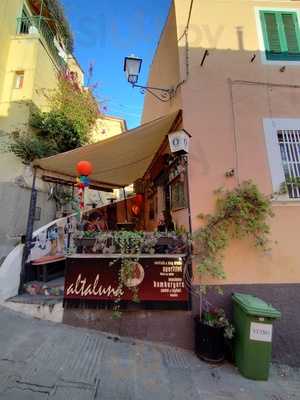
[232,293,281,318]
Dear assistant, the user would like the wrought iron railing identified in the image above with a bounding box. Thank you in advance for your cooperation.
[16,16,67,70]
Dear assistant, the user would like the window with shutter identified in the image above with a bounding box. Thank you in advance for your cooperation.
[260,10,300,61]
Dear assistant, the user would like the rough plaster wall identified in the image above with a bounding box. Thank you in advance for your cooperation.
[0,182,55,262]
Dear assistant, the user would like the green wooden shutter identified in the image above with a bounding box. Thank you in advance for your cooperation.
[260,10,300,61]
[261,12,282,54]
[282,13,300,54]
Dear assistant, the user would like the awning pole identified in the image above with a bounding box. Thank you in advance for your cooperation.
[19,167,38,294]
[39,0,44,30]
[123,187,128,222]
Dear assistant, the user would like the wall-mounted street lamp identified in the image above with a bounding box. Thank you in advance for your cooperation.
[123,55,174,102]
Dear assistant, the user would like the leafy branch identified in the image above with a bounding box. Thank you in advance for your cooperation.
[7,72,99,164]
[193,181,274,283]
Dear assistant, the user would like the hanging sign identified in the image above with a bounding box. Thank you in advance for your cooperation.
[168,130,190,154]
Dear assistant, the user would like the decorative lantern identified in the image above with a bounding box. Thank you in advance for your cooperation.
[131,204,141,216]
[75,161,93,218]
[135,193,144,206]
[168,130,190,154]
[124,55,142,85]
[76,160,93,176]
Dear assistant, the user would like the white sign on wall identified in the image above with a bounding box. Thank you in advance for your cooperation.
[250,322,273,342]
[168,130,190,154]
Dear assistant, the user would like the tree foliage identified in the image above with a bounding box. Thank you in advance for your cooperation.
[47,71,99,143]
[9,71,99,164]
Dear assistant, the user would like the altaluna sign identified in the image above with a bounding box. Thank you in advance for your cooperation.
[64,257,188,302]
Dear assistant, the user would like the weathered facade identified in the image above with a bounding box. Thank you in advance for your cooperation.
[142,0,300,365]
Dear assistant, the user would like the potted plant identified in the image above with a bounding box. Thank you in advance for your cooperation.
[194,306,234,363]
[73,231,98,253]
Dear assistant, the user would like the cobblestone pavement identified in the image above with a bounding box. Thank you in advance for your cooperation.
[0,306,298,400]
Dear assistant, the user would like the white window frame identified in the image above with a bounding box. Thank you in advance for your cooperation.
[14,71,25,89]
[263,118,300,202]
[255,6,300,65]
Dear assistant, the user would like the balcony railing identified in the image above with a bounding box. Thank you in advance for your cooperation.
[16,16,67,70]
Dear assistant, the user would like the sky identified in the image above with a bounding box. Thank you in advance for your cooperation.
[61,0,172,129]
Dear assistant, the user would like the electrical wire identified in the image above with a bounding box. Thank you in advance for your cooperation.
[173,0,195,96]
[178,0,195,42]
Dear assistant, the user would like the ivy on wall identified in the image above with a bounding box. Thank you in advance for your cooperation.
[193,181,274,283]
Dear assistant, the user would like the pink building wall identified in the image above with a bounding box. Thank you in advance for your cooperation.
[142,1,300,286]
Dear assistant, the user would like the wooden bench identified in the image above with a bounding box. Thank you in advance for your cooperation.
[31,255,66,283]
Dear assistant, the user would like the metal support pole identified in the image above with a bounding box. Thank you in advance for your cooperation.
[122,187,128,222]
[39,0,44,30]
[184,154,193,311]
[19,168,38,294]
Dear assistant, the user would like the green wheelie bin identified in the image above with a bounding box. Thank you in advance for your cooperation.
[232,293,281,381]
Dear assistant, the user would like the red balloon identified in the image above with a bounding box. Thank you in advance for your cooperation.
[76,161,93,176]
[135,194,144,205]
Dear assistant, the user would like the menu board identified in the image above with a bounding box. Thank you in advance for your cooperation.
[64,256,188,302]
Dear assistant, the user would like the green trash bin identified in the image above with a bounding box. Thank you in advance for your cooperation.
[232,293,281,381]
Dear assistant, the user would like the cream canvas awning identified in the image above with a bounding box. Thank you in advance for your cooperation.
[33,111,180,189]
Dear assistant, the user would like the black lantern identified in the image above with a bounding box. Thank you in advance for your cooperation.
[124,55,142,85]
[123,55,173,102]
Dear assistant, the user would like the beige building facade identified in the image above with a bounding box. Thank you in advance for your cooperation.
[142,0,300,365]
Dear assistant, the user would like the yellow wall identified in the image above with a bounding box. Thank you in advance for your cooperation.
[0,0,89,185]
[90,115,126,143]
[67,55,84,87]
[142,3,182,123]
[0,0,86,134]
[143,0,300,285]
[0,0,24,133]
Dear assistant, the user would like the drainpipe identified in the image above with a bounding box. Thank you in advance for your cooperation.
[19,167,38,294]
[122,187,128,222]
[185,154,193,312]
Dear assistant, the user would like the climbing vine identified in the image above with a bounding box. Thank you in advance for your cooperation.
[193,181,274,282]
[111,231,144,317]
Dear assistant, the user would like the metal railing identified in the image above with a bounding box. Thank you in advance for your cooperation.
[16,16,67,70]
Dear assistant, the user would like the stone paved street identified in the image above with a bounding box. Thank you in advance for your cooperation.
[0,306,298,400]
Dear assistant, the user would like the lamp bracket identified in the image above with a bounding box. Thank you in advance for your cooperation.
[132,83,174,102]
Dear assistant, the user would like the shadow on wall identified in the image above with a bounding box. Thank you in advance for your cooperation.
[0,100,39,134]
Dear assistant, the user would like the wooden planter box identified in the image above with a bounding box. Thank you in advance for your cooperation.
[74,238,96,253]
